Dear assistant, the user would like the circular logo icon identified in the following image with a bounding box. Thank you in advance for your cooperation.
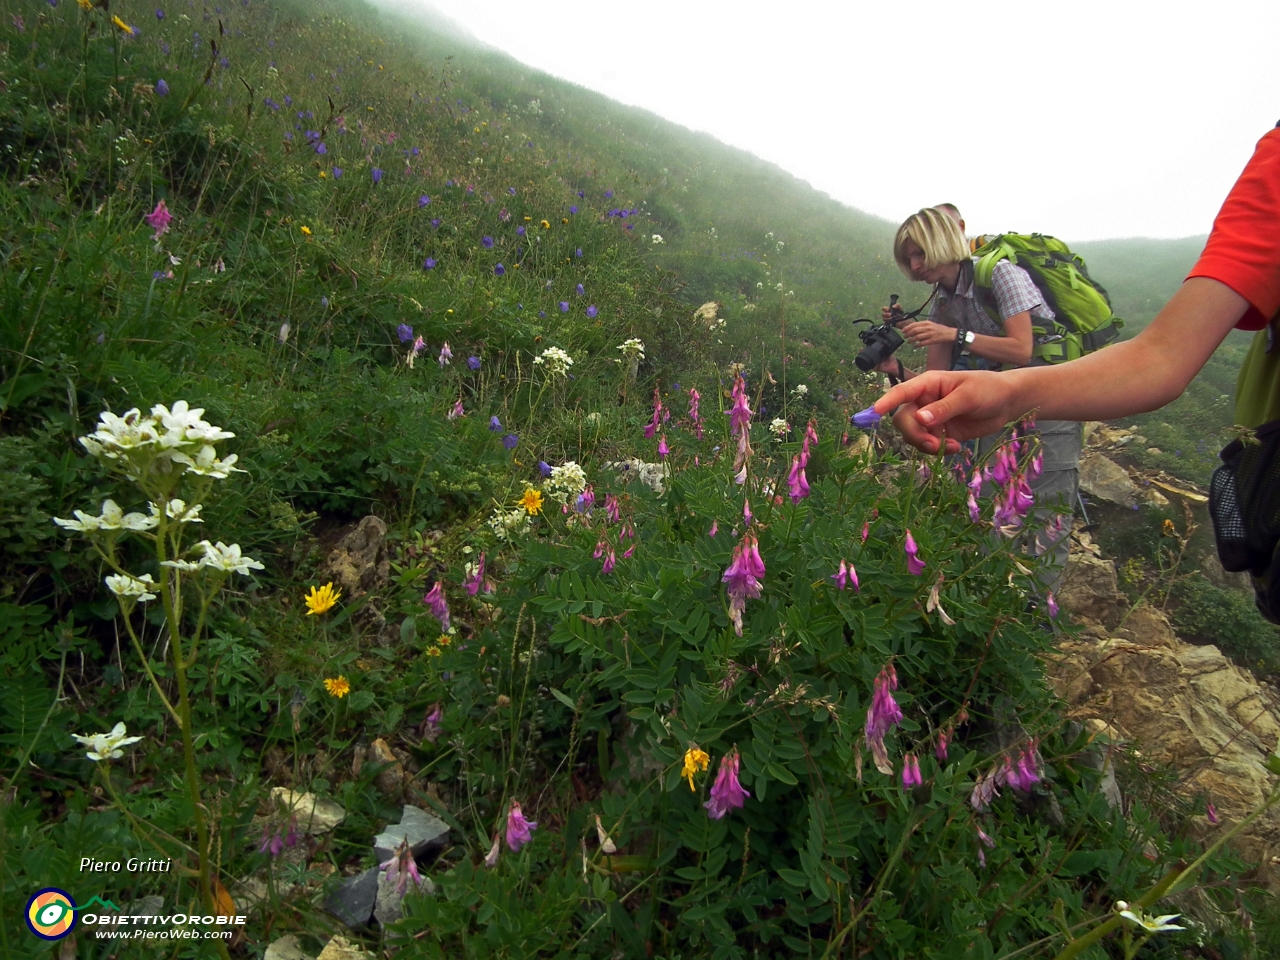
[26,888,77,941]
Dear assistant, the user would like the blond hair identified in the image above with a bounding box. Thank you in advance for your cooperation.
[893,208,969,277]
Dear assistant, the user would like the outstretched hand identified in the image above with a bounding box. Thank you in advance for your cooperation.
[872,370,1022,454]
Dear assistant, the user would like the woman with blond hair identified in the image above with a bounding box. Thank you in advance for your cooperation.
[884,207,1081,586]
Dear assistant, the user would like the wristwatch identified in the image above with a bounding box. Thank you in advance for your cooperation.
[959,329,976,355]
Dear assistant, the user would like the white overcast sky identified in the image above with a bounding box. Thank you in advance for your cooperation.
[379,0,1278,242]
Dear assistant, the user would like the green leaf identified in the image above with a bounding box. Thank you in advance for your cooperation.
[549,687,577,710]
[777,868,809,888]
[767,761,798,785]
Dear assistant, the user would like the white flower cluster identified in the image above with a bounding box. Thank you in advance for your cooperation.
[544,461,588,505]
[194,540,266,575]
[55,499,158,533]
[106,573,158,602]
[617,338,646,361]
[533,346,574,379]
[54,401,265,599]
[651,234,664,244]
[606,459,667,495]
[488,507,533,542]
[769,418,790,438]
[792,383,809,397]
[76,401,241,480]
[73,722,143,762]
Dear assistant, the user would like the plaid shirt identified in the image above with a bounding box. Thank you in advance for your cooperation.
[928,259,1055,345]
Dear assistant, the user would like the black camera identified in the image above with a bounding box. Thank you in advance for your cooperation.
[853,294,906,372]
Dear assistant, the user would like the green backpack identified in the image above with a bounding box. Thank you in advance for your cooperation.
[970,233,1124,363]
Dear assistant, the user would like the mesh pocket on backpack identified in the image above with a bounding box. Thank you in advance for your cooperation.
[1209,420,1280,623]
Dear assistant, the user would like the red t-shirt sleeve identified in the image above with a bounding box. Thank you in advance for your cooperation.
[1187,126,1280,331]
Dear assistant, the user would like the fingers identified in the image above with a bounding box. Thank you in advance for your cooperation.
[874,373,945,416]
[891,406,958,455]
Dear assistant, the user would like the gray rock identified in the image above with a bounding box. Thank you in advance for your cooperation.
[271,787,347,834]
[322,866,380,929]
[373,805,449,862]
[316,935,372,960]
[325,515,390,598]
[1079,453,1139,507]
[373,869,434,927]
[265,935,315,960]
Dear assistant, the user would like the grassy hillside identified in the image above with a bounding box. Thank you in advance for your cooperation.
[0,1,1266,957]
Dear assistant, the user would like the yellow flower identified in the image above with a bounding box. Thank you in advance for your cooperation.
[425,645,442,657]
[561,218,569,224]
[319,171,327,179]
[111,14,135,34]
[304,582,341,615]
[540,220,551,230]
[523,216,532,222]
[519,487,544,516]
[437,633,452,647]
[682,747,710,791]
[1162,519,1176,537]
[300,225,312,236]
[324,675,350,698]
[77,0,92,9]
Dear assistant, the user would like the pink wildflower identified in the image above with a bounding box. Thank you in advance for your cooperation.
[831,559,851,590]
[144,199,172,240]
[447,399,465,421]
[484,834,501,868]
[936,725,952,762]
[622,544,635,559]
[787,456,810,503]
[708,519,719,537]
[601,548,616,574]
[464,553,486,596]
[861,520,870,542]
[1015,744,1041,791]
[1207,802,1220,825]
[722,533,764,636]
[728,375,752,436]
[1046,592,1059,618]
[506,800,537,851]
[605,494,621,523]
[904,529,926,576]
[865,665,903,775]
[422,581,450,631]
[704,749,750,819]
[743,499,752,525]
[658,435,670,459]
[380,838,423,895]
[593,538,607,559]
[688,387,703,439]
[901,753,922,790]
[423,702,444,742]
[970,768,1000,812]
[643,388,663,439]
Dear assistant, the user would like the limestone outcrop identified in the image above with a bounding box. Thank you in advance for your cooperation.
[1048,546,1280,878]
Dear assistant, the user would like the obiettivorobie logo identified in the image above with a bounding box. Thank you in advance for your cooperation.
[25,889,120,940]
[27,886,248,942]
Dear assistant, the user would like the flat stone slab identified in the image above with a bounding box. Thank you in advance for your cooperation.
[373,870,434,927]
[271,787,347,834]
[373,805,449,862]
[322,866,379,929]
[317,935,373,960]
[265,935,315,960]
